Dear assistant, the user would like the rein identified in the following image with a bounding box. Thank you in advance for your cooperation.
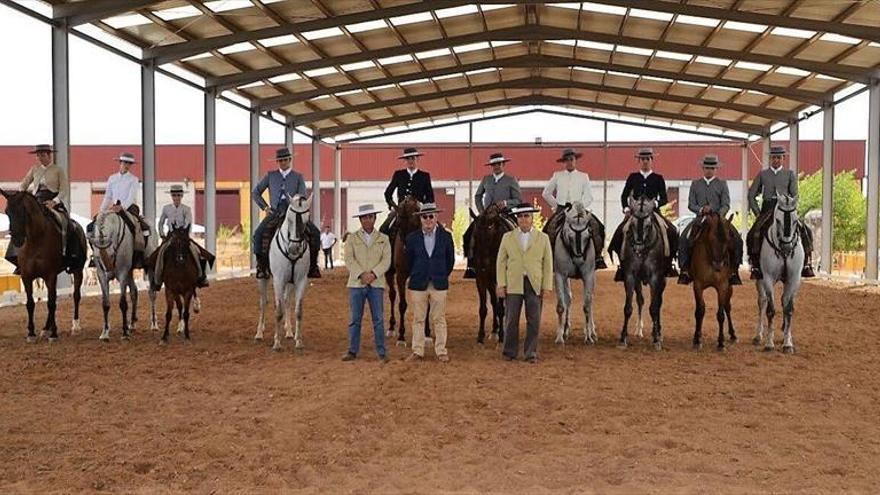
[561,222,591,260]
[628,213,659,258]
[274,206,309,281]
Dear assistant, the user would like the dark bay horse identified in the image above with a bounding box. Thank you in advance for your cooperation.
[156,227,200,343]
[1,189,85,342]
[470,204,513,344]
[617,194,672,350]
[687,212,736,350]
[384,196,429,345]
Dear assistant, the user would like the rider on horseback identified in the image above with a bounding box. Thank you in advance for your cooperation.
[542,148,607,270]
[8,144,85,273]
[251,147,321,280]
[746,146,815,280]
[677,154,744,286]
[379,147,435,240]
[87,152,153,268]
[463,152,521,279]
[609,147,679,281]
[152,184,214,289]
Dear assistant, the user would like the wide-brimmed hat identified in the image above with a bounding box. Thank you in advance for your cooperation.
[168,184,185,195]
[417,203,442,215]
[636,147,655,159]
[398,147,423,159]
[510,203,540,215]
[556,148,583,163]
[700,154,721,168]
[769,145,787,156]
[28,144,54,154]
[486,152,511,166]
[116,152,136,164]
[270,147,293,161]
[352,203,382,218]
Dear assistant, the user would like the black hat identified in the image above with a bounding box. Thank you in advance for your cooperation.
[700,154,721,168]
[636,147,655,159]
[398,147,423,159]
[769,145,787,156]
[556,148,583,163]
[485,152,511,166]
[28,144,54,154]
[272,147,293,161]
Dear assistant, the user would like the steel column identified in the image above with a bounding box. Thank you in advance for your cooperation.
[250,109,260,269]
[284,116,294,150]
[821,105,835,274]
[865,81,880,280]
[334,145,342,250]
[141,61,156,225]
[789,120,799,177]
[761,135,770,169]
[312,137,321,227]
[741,142,750,240]
[468,122,474,213]
[51,21,70,203]
[204,89,217,271]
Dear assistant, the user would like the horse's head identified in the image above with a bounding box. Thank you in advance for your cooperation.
[90,211,117,250]
[696,212,730,271]
[561,202,592,259]
[397,196,423,234]
[167,226,192,266]
[280,194,311,257]
[1,188,31,248]
[626,194,659,257]
[628,194,657,220]
[773,194,800,252]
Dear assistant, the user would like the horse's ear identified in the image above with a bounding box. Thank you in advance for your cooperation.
[469,208,477,220]
[305,194,313,207]
[627,195,635,208]
[0,188,8,199]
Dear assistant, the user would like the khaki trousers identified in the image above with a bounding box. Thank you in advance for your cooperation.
[409,284,448,357]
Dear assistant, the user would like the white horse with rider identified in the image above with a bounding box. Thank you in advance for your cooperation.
[255,194,312,352]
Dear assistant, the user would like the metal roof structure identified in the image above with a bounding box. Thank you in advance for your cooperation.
[31,0,880,139]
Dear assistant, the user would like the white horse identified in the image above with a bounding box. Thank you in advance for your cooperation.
[754,195,804,354]
[255,195,311,352]
[89,211,159,341]
[553,202,598,345]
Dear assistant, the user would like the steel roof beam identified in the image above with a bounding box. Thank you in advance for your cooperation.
[53,0,160,26]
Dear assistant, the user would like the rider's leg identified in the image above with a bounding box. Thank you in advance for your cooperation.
[588,213,608,269]
[379,210,397,236]
[654,213,678,277]
[748,211,771,279]
[306,221,322,278]
[729,224,744,285]
[611,219,630,282]
[253,216,270,278]
[677,224,693,284]
[463,222,476,279]
[799,222,816,277]
[189,241,208,287]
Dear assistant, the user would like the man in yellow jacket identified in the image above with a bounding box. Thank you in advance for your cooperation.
[496,203,554,363]
[343,204,392,363]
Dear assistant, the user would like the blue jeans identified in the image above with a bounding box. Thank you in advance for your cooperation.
[348,286,386,358]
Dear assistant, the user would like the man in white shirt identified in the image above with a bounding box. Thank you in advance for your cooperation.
[320,225,337,270]
[542,148,607,269]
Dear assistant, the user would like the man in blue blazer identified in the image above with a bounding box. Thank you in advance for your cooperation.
[404,203,455,363]
[251,147,321,279]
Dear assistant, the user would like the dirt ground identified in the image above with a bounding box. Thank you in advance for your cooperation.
[1,269,879,494]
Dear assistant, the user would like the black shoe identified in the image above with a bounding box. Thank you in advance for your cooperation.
[378,355,389,364]
[341,352,357,362]
[614,266,625,282]
[666,264,679,278]
[729,272,743,285]
[677,272,692,285]
[150,283,162,292]
[595,257,608,270]
[197,276,209,288]
[463,267,477,279]
[801,265,815,278]
[255,266,270,279]
[502,354,516,362]
[524,355,538,364]
[750,267,763,280]
[308,265,322,279]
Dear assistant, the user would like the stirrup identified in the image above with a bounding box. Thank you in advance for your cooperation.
[308,265,322,279]
[677,272,692,285]
[729,272,743,285]
[463,267,477,279]
[801,265,815,278]
[595,257,608,270]
[750,267,763,280]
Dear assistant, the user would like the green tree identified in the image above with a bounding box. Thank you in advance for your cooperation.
[451,206,470,257]
[532,197,546,231]
[797,169,866,251]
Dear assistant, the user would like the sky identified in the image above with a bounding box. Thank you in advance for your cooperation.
[0,3,872,148]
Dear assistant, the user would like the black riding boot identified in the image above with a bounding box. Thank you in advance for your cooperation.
[307,224,321,279]
[255,255,270,279]
[197,259,209,288]
[614,265,625,282]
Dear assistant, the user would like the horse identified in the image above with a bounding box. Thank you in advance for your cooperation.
[552,202,598,346]
[157,226,200,343]
[255,195,311,352]
[470,203,513,344]
[89,210,159,341]
[384,195,430,345]
[754,195,804,354]
[617,194,672,350]
[1,189,85,342]
[687,212,737,350]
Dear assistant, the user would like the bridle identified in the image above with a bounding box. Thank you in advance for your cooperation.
[766,202,800,260]
[628,198,659,259]
[275,201,310,266]
[90,212,127,274]
[561,207,592,260]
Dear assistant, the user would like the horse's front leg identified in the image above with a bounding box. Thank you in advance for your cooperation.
[23,279,36,343]
[176,294,185,335]
[128,274,139,333]
[255,278,268,341]
[693,284,705,350]
[477,283,488,344]
[619,278,634,349]
[99,274,111,341]
[284,283,294,340]
[71,270,83,335]
[272,280,288,352]
[762,281,777,352]
[649,278,665,351]
[182,291,192,341]
[386,273,396,338]
[715,286,727,351]
[397,277,408,345]
[583,272,597,345]
[293,279,307,350]
[554,273,567,344]
[149,284,159,331]
[753,282,765,346]
[44,276,59,342]
[724,285,736,343]
[161,290,174,344]
[781,281,799,354]
[634,282,645,339]
[119,275,131,340]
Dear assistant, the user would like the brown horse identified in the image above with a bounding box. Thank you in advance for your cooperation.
[688,212,737,350]
[155,226,200,343]
[471,204,513,344]
[384,196,429,345]
[1,189,85,342]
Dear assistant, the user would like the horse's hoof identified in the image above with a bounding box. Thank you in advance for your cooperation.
[39,330,48,340]
[763,345,774,353]
[653,342,662,351]
[26,336,37,344]
[121,335,130,342]
[295,347,304,354]
[555,337,564,345]
[782,346,795,354]
[617,342,628,349]
[48,336,59,343]
[716,345,726,353]
[729,335,738,344]
[285,334,294,340]
[425,337,433,346]
[396,341,407,348]
[99,335,110,342]
[385,331,393,338]
[159,339,168,346]
[752,336,762,346]
[693,343,702,351]
[271,345,282,352]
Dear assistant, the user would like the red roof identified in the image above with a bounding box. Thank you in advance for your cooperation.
[0,140,865,183]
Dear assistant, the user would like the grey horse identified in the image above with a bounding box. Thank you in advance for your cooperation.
[754,194,804,354]
[255,195,311,352]
[552,202,598,345]
[89,211,159,341]
[617,194,671,350]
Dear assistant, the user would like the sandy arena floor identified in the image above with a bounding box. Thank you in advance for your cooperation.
[1,269,879,494]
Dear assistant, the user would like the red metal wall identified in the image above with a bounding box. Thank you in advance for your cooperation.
[0,140,866,183]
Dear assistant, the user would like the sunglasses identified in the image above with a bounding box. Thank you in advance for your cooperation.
[420,214,435,220]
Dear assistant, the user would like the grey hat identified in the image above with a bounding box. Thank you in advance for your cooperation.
[352,203,382,217]
[29,144,54,154]
[168,184,185,194]
[556,148,583,163]
[117,152,136,164]
[769,145,787,156]
[700,154,721,168]
[271,147,293,161]
[636,147,655,159]
[417,203,442,215]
